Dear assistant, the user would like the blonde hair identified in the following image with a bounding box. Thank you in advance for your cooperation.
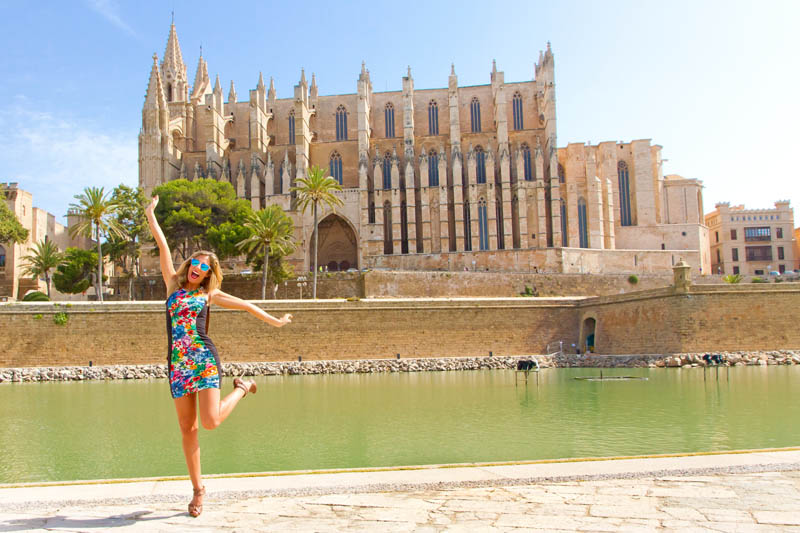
[167,250,223,296]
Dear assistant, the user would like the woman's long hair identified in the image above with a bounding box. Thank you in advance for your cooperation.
[167,250,223,296]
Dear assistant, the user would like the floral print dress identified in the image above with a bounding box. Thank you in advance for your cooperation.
[166,287,221,398]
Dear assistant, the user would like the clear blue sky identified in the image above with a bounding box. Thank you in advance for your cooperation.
[1,0,798,224]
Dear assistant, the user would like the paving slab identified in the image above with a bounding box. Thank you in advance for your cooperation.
[0,449,799,531]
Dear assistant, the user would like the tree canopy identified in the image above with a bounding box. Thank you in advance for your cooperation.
[53,247,98,295]
[151,178,252,260]
[0,191,28,245]
[237,204,296,298]
[68,186,125,301]
[21,239,64,298]
[105,185,147,274]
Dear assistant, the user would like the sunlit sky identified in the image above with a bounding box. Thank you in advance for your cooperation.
[1,0,798,223]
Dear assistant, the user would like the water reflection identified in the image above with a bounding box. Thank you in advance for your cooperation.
[0,366,798,483]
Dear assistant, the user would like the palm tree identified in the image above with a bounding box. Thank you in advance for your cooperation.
[292,165,343,298]
[20,239,64,298]
[68,186,126,302]
[237,204,296,299]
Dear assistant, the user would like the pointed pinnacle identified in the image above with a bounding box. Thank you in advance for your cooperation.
[213,75,221,92]
[257,71,265,90]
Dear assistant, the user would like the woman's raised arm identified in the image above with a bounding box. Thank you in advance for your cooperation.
[209,289,292,328]
[145,195,177,287]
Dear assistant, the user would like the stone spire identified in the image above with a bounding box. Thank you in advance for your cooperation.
[300,68,307,87]
[451,63,456,76]
[214,74,221,94]
[144,53,167,114]
[161,23,185,78]
[159,22,187,102]
[190,53,209,101]
[268,76,276,101]
[257,72,265,91]
[310,72,318,102]
[228,80,237,103]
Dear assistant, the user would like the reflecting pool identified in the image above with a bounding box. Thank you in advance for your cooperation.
[0,366,798,483]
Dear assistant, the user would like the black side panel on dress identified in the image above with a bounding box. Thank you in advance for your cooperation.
[165,299,175,398]
[196,301,223,381]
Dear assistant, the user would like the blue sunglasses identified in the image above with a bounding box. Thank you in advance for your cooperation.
[190,258,211,272]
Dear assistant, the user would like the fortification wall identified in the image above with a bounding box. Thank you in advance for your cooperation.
[0,298,581,368]
[3,283,798,368]
[580,284,800,354]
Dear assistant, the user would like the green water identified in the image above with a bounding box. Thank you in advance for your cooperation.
[0,366,798,483]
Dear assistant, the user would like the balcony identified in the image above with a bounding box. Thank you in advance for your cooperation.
[744,227,771,242]
[745,245,772,262]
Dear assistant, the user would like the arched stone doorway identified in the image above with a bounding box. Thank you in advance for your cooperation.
[312,214,358,272]
[581,317,597,353]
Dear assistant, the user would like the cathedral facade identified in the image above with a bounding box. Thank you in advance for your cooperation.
[140,24,709,275]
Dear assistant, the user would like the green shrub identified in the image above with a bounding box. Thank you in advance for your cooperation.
[751,277,768,283]
[22,291,49,302]
[33,314,43,320]
[521,285,536,297]
[346,296,360,302]
[722,274,742,284]
[628,274,639,285]
[53,312,69,326]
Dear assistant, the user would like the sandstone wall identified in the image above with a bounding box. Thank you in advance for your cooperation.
[4,283,798,369]
[580,284,800,354]
[0,298,580,368]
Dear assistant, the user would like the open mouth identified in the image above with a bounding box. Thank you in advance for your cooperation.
[189,271,200,281]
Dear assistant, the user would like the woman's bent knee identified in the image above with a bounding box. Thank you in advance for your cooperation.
[201,417,220,431]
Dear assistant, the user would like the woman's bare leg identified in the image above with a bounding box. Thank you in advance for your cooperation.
[174,394,202,489]
[197,385,247,430]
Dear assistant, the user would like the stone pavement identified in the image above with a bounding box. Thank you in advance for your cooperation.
[1,449,799,532]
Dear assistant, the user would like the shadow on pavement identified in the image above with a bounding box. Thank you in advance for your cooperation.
[0,510,185,531]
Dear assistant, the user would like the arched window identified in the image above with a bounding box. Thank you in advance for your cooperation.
[475,145,486,184]
[478,198,489,251]
[464,202,472,251]
[428,150,439,186]
[428,100,439,135]
[578,197,588,248]
[368,201,375,224]
[288,110,295,145]
[330,151,343,185]
[618,161,632,226]
[0,245,5,269]
[558,163,565,184]
[278,163,285,193]
[382,152,392,189]
[470,97,481,133]
[560,199,568,247]
[512,92,523,130]
[383,201,393,254]
[400,200,408,254]
[521,143,532,181]
[335,105,348,141]
[384,103,395,138]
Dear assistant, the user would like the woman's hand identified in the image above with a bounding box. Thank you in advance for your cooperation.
[146,195,159,216]
[277,314,293,327]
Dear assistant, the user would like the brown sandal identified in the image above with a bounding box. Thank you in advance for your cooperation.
[233,377,257,396]
[188,486,205,517]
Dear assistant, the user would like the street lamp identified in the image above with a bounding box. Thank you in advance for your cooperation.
[296,276,308,299]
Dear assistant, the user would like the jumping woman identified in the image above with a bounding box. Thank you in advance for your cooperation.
[145,195,292,517]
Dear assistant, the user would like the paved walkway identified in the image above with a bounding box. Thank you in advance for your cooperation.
[1,449,799,532]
